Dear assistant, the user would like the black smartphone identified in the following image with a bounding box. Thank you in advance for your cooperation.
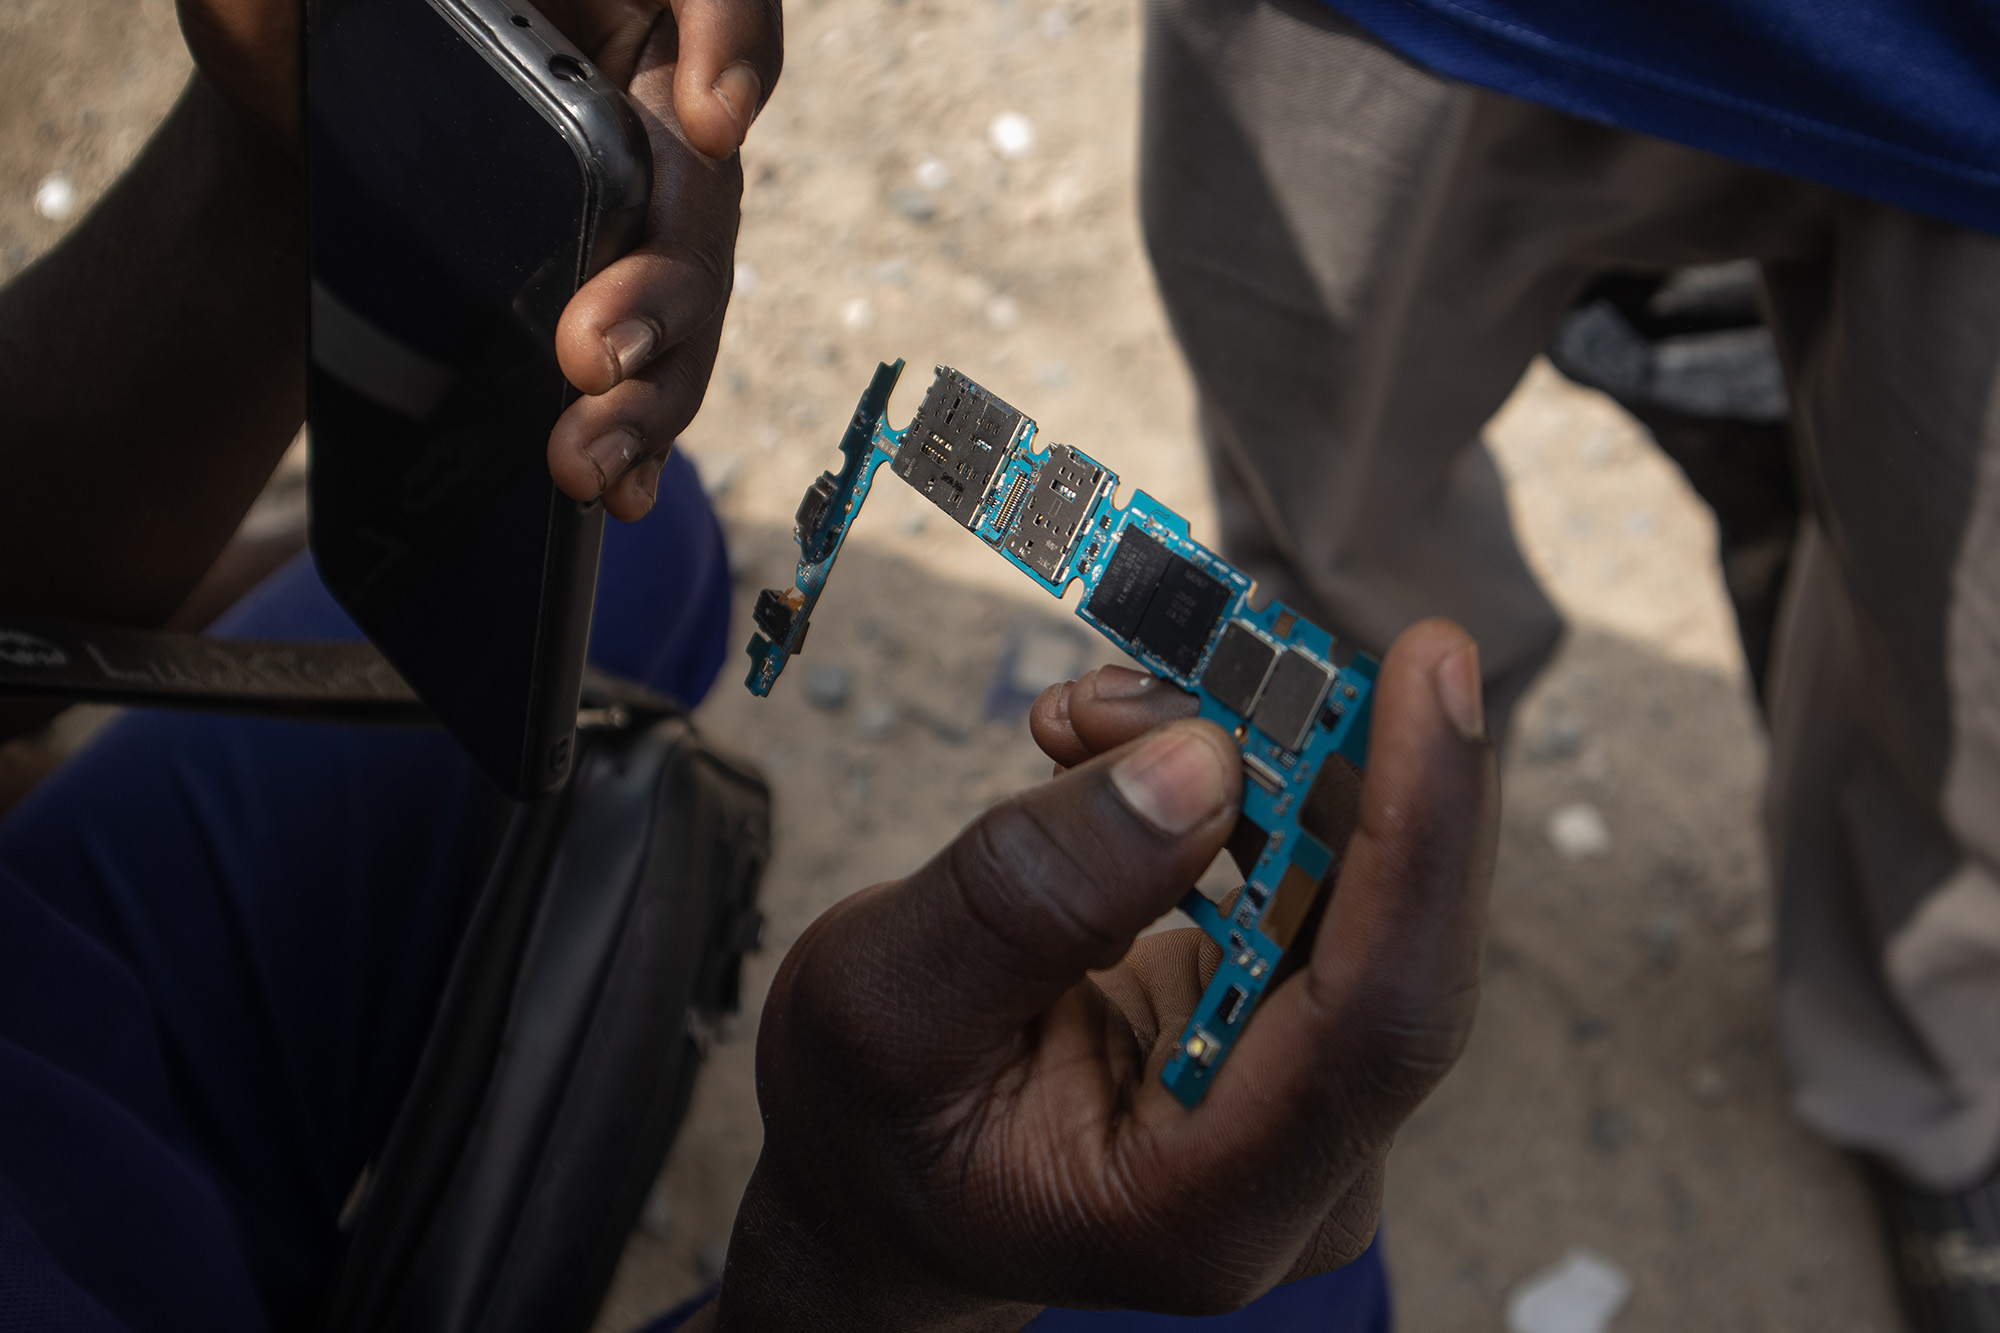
[307,0,650,798]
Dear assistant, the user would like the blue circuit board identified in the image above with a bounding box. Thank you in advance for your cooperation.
[745,361,1377,1108]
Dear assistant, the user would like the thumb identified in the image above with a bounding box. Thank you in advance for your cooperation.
[793,718,1241,1082]
[1212,618,1496,1144]
[666,0,783,158]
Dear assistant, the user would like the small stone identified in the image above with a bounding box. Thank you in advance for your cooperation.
[1528,717,1585,762]
[733,262,760,295]
[988,110,1036,159]
[804,664,852,711]
[888,187,937,222]
[1506,1249,1633,1333]
[840,296,876,330]
[987,296,1020,329]
[867,258,912,287]
[1548,802,1612,860]
[33,173,76,221]
[854,699,898,740]
[914,154,951,190]
[1688,1063,1728,1105]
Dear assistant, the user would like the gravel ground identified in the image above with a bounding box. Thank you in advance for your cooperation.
[1,1,1903,1329]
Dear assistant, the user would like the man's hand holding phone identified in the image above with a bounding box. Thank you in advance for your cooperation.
[179,0,780,521]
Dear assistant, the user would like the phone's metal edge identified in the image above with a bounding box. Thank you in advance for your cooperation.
[422,0,653,794]
[422,0,651,273]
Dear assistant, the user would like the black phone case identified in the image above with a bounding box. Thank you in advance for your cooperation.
[306,0,650,798]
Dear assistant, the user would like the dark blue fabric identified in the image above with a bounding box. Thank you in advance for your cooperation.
[1321,0,2000,235]
[634,1236,1390,1332]
[1028,1236,1391,1333]
[0,451,732,1331]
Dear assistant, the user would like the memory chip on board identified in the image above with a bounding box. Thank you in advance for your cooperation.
[1200,621,1279,718]
[1085,527,1173,639]
[1134,557,1230,674]
[1252,648,1335,752]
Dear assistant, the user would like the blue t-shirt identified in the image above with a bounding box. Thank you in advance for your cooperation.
[1323,0,2000,235]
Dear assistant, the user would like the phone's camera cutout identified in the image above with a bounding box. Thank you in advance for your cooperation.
[548,53,589,82]
[509,12,530,24]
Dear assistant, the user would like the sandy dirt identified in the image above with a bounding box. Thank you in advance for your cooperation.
[1,0,1903,1328]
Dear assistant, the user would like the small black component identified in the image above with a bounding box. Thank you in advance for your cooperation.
[753,587,799,642]
[1319,700,1346,730]
[800,358,903,563]
[1218,984,1249,1025]
[1200,621,1278,718]
[795,471,838,542]
[1252,649,1335,752]
[1299,753,1363,852]
[1133,555,1230,675]
[1085,526,1172,639]
[1005,445,1104,579]
[893,367,1023,530]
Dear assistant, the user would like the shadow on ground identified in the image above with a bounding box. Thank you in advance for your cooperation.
[597,523,1899,1333]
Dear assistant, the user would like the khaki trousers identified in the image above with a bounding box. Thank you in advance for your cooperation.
[1139,0,2000,1190]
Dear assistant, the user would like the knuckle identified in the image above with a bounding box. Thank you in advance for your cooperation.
[947,801,1124,969]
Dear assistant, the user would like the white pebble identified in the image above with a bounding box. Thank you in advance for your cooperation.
[33,173,76,221]
[986,296,1020,329]
[1506,1248,1633,1333]
[840,296,875,330]
[1548,801,1612,860]
[914,155,951,190]
[988,111,1036,160]
[733,262,759,295]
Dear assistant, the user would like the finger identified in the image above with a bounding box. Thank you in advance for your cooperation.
[666,0,783,158]
[1029,665,1201,769]
[790,718,1243,1085]
[555,66,742,400]
[1087,927,1221,1055]
[1219,618,1496,1139]
[554,239,735,400]
[548,323,721,518]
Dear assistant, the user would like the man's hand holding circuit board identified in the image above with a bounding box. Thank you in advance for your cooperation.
[711,361,1499,1326]
[748,361,1384,1103]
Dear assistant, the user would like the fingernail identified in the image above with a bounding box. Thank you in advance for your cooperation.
[1111,724,1234,836]
[1083,664,1160,701]
[711,63,762,136]
[604,319,657,383]
[631,456,665,515]
[583,429,641,494]
[1433,641,1486,743]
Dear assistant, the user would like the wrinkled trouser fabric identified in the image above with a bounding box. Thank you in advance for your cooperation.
[1140,0,2000,1189]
